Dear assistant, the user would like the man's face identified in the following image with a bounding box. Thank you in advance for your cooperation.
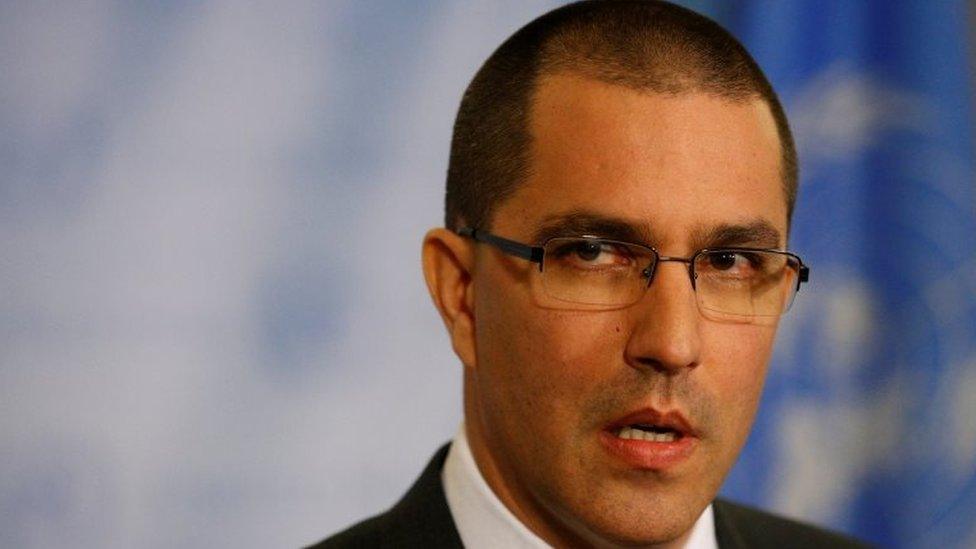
[465,75,787,546]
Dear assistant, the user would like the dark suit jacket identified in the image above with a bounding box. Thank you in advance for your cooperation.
[311,444,873,548]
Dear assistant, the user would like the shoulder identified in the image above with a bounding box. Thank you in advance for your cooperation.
[305,444,463,549]
[307,512,398,549]
[713,498,875,549]
[308,499,461,549]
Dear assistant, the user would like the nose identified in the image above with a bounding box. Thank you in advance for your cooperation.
[624,260,702,374]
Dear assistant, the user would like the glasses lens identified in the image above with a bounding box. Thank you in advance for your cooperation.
[541,238,654,306]
[694,250,801,318]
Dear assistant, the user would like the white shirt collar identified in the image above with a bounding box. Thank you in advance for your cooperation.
[442,424,718,549]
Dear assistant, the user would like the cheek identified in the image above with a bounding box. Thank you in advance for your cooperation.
[701,322,776,440]
[705,321,774,381]
[475,279,626,428]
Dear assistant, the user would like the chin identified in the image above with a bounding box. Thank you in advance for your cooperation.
[546,479,708,548]
[576,513,697,548]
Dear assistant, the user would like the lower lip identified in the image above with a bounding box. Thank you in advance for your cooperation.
[599,431,697,470]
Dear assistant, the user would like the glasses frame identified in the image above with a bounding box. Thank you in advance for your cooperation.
[456,227,810,310]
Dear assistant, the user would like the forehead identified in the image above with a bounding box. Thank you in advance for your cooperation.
[497,74,787,249]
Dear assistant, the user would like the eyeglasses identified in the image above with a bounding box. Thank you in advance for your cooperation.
[457,227,809,319]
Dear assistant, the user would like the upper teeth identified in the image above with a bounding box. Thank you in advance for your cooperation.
[617,426,677,442]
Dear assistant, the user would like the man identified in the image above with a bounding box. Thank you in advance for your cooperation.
[315,1,869,547]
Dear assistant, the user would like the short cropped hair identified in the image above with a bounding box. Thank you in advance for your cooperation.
[444,0,798,232]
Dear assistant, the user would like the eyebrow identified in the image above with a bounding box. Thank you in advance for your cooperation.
[531,210,783,250]
[531,210,655,245]
[694,220,783,249]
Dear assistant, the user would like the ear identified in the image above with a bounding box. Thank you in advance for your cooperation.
[422,228,477,369]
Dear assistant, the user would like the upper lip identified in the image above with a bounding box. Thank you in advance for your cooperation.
[605,407,699,438]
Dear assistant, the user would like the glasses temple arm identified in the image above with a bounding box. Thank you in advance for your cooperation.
[456,228,545,264]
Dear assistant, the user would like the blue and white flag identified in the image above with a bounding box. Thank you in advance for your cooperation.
[701,2,976,547]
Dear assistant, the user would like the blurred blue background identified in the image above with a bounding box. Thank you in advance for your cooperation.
[1,2,973,547]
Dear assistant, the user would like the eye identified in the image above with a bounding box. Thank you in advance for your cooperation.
[700,250,765,276]
[708,251,739,271]
[574,241,603,262]
[549,239,636,268]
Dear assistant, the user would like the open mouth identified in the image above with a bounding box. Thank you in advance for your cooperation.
[601,408,697,468]
[605,407,696,442]
[615,424,681,442]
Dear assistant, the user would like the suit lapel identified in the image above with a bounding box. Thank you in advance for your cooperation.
[712,499,749,549]
[382,443,464,548]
